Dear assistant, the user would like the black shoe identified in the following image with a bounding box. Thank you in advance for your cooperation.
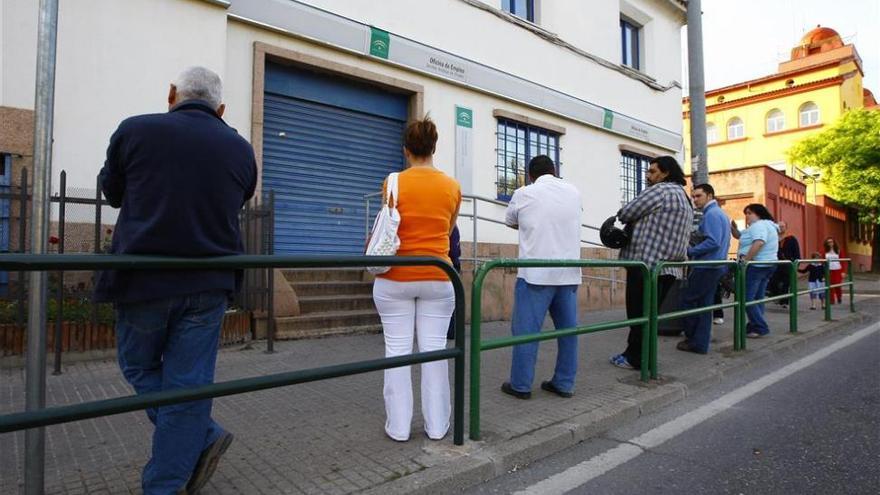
[540,381,573,398]
[500,382,531,400]
[186,431,234,494]
[676,340,706,354]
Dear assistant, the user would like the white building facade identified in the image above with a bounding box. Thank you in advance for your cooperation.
[1,0,686,255]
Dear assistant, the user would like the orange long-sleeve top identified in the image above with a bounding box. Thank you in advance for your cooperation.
[377,166,461,282]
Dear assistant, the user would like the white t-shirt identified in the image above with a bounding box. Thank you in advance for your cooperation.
[504,175,583,286]
[825,251,842,271]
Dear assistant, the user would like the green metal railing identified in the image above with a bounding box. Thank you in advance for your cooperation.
[790,257,856,325]
[0,254,467,446]
[649,260,741,379]
[469,258,649,441]
[739,258,855,349]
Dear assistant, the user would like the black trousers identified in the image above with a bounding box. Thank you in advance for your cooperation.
[622,267,675,369]
[713,286,724,319]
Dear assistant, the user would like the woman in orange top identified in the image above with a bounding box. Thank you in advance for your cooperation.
[373,116,461,442]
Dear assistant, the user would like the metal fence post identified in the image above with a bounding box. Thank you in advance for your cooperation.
[92,176,102,329]
[736,262,746,350]
[788,261,798,333]
[451,267,465,446]
[16,168,28,331]
[468,261,488,441]
[265,191,275,354]
[364,196,371,246]
[643,266,655,381]
[52,171,66,374]
[824,260,832,321]
[847,259,855,313]
[471,199,478,277]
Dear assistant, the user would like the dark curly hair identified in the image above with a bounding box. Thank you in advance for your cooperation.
[744,203,774,221]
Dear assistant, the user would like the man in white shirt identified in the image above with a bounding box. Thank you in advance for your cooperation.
[501,155,583,399]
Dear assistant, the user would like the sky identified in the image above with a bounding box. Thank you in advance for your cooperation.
[681,0,880,95]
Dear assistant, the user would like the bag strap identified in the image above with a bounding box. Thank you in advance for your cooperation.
[386,172,399,209]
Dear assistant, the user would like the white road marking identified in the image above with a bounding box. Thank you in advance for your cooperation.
[513,321,880,495]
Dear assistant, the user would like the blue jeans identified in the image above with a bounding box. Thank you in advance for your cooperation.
[745,265,775,336]
[116,290,228,494]
[509,279,579,393]
[682,268,726,353]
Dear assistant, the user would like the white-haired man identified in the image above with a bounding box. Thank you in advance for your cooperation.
[96,67,256,494]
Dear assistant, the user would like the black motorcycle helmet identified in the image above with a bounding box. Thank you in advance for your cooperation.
[600,216,629,249]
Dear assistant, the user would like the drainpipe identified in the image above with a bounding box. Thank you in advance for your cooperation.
[687,0,709,185]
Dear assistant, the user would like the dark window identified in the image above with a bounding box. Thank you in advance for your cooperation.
[502,0,535,22]
[620,18,640,70]
[495,118,561,200]
[620,151,650,205]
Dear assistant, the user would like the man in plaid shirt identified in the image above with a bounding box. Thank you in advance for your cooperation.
[610,156,693,371]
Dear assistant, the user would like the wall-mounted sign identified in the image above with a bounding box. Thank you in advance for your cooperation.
[369,27,390,59]
[455,105,473,194]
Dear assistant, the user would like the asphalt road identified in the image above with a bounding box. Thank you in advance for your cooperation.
[464,322,880,495]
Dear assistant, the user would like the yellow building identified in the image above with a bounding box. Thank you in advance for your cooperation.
[683,26,875,271]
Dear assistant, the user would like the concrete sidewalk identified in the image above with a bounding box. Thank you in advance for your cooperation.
[1,292,877,495]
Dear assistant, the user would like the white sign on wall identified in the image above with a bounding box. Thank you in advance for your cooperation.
[454,105,473,195]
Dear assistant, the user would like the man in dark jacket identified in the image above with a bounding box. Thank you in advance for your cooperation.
[769,220,801,306]
[677,184,731,354]
[96,66,257,494]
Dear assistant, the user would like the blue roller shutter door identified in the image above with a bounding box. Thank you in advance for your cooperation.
[262,63,407,254]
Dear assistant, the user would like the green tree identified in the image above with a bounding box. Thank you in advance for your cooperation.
[787,109,880,222]
[787,109,880,271]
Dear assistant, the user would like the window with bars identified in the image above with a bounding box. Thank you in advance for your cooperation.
[495,118,560,200]
[620,151,650,205]
[502,0,535,22]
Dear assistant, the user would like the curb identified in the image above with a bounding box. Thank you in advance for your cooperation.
[372,310,874,494]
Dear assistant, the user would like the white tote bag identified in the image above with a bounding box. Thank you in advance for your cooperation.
[364,172,401,274]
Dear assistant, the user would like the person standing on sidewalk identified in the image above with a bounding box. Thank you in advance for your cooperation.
[95,67,257,494]
[730,204,779,338]
[372,116,461,442]
[823,237,844,304]
[500,155,583,399]
[609,156,692,370]
[769,220,801,307]
[798,253,826,310]
[677,184,731,354]
[446,225,462,340]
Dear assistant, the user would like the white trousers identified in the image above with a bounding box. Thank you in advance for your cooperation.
[372,278,454,441]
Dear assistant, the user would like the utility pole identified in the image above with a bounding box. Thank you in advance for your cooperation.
[24,0,59,493]
[687,0,709,185]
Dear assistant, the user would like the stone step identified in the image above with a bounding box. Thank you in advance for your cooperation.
[275,309,381,333]
[282,269,365,283]
[298,294,376,313]
[290,281,374,297]
[272,323,383,340]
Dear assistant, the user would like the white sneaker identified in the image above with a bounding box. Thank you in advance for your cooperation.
[713,318,724,325]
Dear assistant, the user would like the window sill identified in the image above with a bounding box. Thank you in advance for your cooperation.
[763,123,824,137]
[708,137,748,147]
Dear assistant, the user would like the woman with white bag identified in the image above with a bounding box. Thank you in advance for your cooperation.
[371,116,461,441]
